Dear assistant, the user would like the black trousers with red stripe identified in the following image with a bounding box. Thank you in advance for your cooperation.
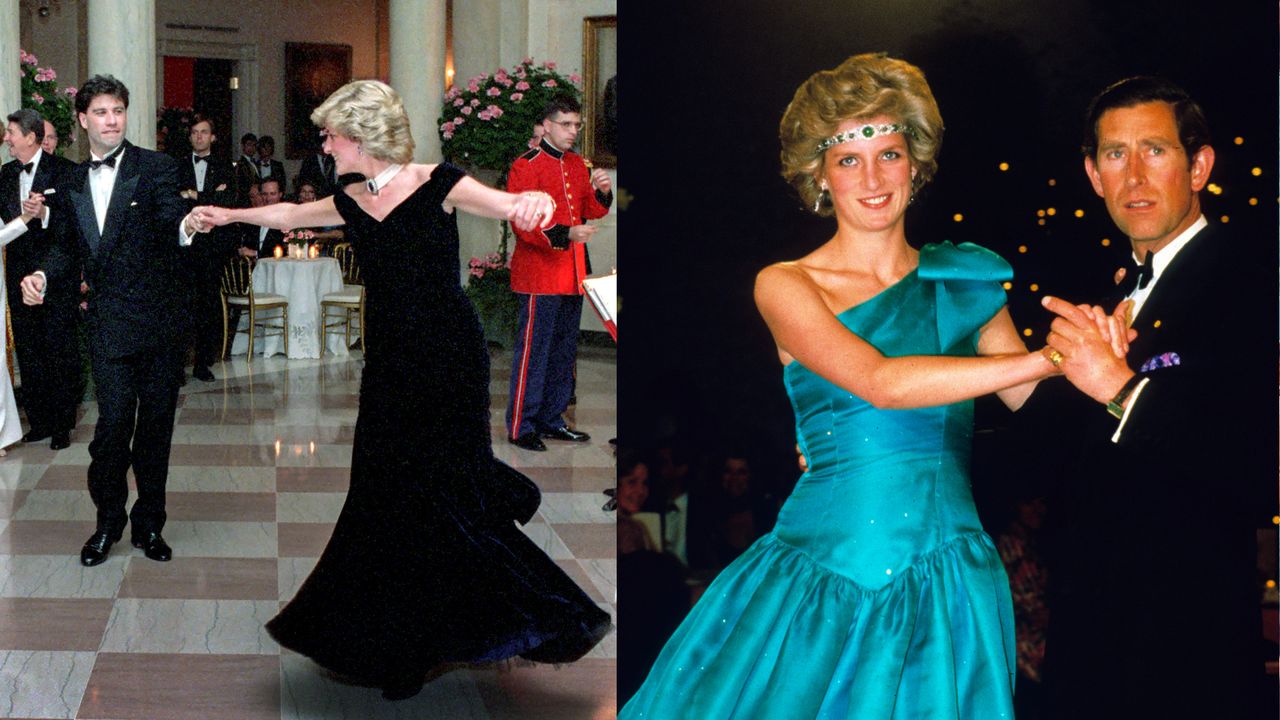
[506,293,582,439]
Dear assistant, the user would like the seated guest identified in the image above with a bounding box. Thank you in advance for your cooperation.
[255,135,285,194]
[293,179,345,249]
[618,453,657,554]
[238,178,286,259]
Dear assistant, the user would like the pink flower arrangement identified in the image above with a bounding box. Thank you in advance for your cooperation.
[438,57,581,172]
[18,49,76,152]
[569,73,582,85]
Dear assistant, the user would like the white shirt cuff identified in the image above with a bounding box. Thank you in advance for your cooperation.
[178,217,195,246]
[1109,377,1151,443]
[39,206,50,228]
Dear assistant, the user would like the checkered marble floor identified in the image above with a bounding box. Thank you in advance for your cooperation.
[0,347,616,719]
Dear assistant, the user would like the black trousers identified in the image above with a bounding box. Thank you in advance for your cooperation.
[188,255,226,367]
[8,291,81,435]
[87,346,183,536]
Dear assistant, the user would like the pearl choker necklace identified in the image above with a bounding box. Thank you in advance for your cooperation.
[365,163,404,195]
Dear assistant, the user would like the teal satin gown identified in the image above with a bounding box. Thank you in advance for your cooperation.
[622,242,1018,719]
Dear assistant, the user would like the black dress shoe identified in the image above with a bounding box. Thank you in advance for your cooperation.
[511,433,547,452]
[131,531,173,562]
[80,529,121,566]
[542,426,591,443]
[49,432,70,451]
[22,430,50,444]
[193,366,215,382]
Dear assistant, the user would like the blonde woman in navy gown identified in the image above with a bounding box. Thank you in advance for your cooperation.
[195,80,610,700]
[619,54,1130,719]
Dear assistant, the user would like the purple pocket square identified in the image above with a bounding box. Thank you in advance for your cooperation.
[1139,351,1180,373]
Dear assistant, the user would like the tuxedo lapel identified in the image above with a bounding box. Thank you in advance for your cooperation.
[70,163,101,254]
[1126,226,1213,366]
[99,147,142,257]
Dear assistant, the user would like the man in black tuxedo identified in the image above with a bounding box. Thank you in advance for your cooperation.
[254,135,286,195]
[297,138,338,198]
[1030,77,1273,719]
[178,116,238,381]
[1,109,81,450]
[238,178,287,259]
[232,132,259,208]
[21,75,206,567]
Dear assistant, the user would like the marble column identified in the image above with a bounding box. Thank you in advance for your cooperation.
[0,0,20,133]
[87,0,155,149]
[389,0,446,163]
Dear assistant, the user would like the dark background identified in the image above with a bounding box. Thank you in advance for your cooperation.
[621,0,1279,499]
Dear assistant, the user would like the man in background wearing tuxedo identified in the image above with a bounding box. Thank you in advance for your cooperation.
[233,132,258,208]
[21,75,206,568]
[178,116,238,381]
[0,108,80,450]
[1031,77,1273,719]
[254,135,285,195]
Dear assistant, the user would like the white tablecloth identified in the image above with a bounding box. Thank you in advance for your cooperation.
[230,257,346,359]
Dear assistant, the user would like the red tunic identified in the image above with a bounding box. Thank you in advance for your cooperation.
[506,140,612,295]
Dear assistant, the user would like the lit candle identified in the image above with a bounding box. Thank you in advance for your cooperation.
[274,245,283,258]
[308,244,318,259]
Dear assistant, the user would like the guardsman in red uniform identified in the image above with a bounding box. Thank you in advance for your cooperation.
[506,95,613,451]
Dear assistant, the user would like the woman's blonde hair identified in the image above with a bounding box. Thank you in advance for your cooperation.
[311,80,415,164]
[779,53,943,216]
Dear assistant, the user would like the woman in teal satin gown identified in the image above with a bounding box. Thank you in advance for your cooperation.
[621,54,1085,719]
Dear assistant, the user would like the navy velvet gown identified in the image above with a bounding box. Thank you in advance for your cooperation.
[265,163,611,689]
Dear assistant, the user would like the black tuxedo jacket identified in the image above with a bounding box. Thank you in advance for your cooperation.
[240,224,287,258]
[1019,223,1274,717]
[232,154,259,207]
[44,141,191,360]
[0,151,76,293]
[177,154,240,262]
[255,158,286,193]
[297,153,337,196]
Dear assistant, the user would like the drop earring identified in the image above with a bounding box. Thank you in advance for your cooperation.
[814,181,830,213]
[357,144,364,156]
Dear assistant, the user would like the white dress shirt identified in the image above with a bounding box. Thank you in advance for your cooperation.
[193,153,210,192]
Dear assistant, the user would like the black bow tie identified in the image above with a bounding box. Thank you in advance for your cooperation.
[89,146,123,171]
[1119,249,1156,295]
[20,162,33,174]
[193,155,207,164]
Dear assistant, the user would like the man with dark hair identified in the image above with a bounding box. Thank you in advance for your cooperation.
[1,108,80,450]
[233,132,258,207]
[178,116,238,381]
[1030,76,1273,718]
[297,133,337,197]
[20,74,207,567]
[255,135,285,195]
[505,95,613,451]
[40,119,59,156]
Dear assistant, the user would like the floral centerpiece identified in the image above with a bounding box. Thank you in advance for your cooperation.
[439,58,582,345]
[19,49,76,154]
[283,229,318,258]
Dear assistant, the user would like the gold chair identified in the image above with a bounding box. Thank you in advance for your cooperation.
[321,243,364,353]
[221,256,289,360]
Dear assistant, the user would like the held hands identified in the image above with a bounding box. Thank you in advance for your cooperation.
[509,192,556,231]
[20,273,45,306]
[590,169,612,194]
[20,192,45,223]
[238,247,258,258]
[190,206,234,232]
[1042,296,1137,404]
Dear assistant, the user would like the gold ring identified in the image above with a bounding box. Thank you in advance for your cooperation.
[1048,349,1064,367]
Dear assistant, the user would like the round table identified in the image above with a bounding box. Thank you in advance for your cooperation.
[230,257,347,359]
